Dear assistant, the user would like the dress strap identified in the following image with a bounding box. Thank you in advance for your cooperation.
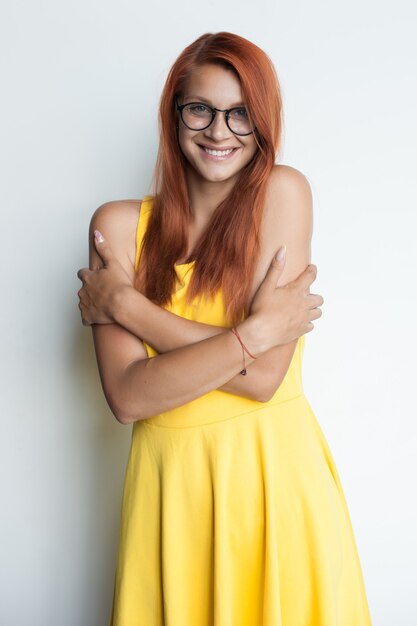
[134,195,153,272]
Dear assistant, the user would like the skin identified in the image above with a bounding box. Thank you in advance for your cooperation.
[176,63,259,234]
[77,63,324,424]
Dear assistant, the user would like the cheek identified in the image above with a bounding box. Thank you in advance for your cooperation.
[177,131,195,160]
[177,131,185,152]
[243,140,258,162]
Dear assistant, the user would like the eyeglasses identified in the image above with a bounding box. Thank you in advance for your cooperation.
[175,95,256,136]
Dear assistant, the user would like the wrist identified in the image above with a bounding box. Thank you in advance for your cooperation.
[235,315,269,356]
[112,285,144,326]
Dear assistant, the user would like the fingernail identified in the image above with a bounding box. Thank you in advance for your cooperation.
[276,245,286,262]
[94,230,104,243]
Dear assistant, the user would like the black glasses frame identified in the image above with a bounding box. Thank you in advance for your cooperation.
[175,95,256,136]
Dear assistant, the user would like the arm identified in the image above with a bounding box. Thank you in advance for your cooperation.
[82,201,261,423]
[112,291,297,404]
[91,315,259,425]
[86,165,315,401]
[85,220,313,424]
[85,247,318,426]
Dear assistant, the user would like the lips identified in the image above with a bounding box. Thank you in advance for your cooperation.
[197,144,240,160]
[198,143,238,151]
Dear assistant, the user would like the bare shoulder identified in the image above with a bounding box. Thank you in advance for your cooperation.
[248,164,314,298]
[90,199,142,242]
[262,164,313,249]
[89,199,142,272]
[265,164,313,218]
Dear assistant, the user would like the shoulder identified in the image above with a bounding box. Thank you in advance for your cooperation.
[256,164,314,287]
[89,199,143,271]
[265,164,313,219]
[90,199,142,233]
[263,164,313,243]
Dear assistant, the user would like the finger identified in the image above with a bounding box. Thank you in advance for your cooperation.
[293,264,317,289]
[77,291,88,307]
[93,230,114,266]
[308,293,324,308]
[309,307,322,320]
[77,268,91,282]
[78,302,86,323]
[262,245,286,288]
[309,293,324,303]
[315,308,322,319]
[78,303,92,326]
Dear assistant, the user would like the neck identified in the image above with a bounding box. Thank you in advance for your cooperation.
[185,167,237,225]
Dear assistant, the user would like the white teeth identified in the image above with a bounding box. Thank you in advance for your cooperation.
[203,147,235,156]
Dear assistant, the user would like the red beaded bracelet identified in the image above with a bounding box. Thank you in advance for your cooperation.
[230,327,257,376]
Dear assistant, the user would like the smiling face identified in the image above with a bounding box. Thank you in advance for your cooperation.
[176,63,258,186]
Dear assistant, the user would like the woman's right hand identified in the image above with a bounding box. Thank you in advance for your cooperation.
[243,247,324,353]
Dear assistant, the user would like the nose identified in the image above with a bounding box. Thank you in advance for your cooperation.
[203,111,233,141]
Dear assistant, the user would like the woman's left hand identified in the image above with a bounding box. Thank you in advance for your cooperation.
[77,233,133,326]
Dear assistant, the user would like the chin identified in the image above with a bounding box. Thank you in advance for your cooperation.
[192,159,242,181]
[199,169,239,184]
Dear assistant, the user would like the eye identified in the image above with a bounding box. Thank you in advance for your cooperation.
[230,107,248,119]
[186,103,212,116]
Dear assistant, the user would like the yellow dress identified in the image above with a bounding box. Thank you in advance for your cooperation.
[109,196,372,626]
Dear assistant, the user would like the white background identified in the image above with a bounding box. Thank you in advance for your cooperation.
[1,1,416,624]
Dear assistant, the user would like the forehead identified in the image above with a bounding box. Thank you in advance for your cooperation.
[182,63,244,106]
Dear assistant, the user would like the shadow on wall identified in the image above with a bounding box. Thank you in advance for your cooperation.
[70,323,132,626]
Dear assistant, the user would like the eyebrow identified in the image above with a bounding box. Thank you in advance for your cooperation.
[183,95,246,108]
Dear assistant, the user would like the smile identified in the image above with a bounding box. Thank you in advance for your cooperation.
[198,145,239,161]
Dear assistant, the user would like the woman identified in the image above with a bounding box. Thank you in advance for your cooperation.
[77,32,372,626]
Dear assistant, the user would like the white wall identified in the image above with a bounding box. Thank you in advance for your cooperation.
[1,1,416,624]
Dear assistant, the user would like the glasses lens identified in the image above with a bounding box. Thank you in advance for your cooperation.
[182,103,213,130]
[228,108,255,135]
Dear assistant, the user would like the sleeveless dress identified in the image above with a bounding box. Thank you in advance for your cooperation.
[109,196,372,626]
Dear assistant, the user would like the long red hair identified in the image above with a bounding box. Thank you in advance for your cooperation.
[135,31,283,326]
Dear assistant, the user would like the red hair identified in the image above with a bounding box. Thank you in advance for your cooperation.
[135,31,283,326]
